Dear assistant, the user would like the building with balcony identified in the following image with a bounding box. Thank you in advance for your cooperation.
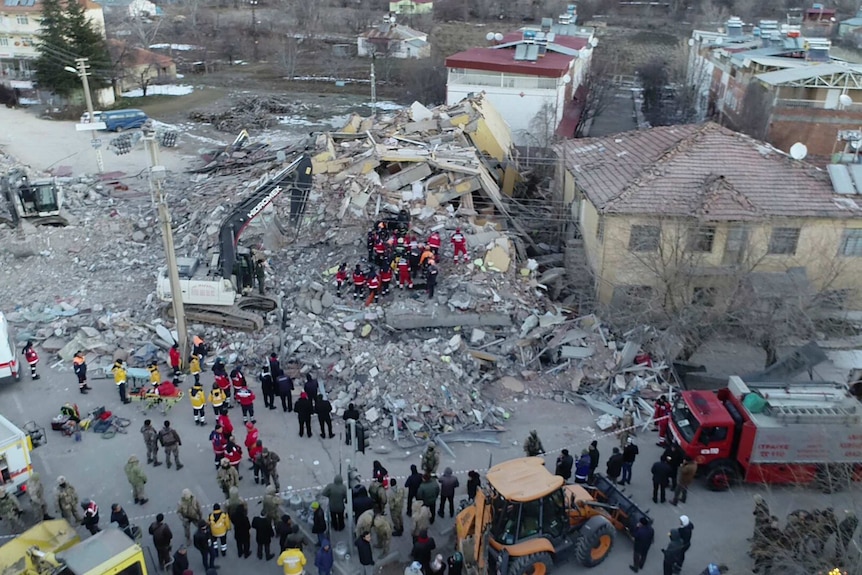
[555,122,862,311]
[688,16,862,161]
[445,7,595,146]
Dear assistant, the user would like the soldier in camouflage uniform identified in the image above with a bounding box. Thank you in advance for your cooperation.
[140,419,161,466]
[411,501,431,540]
[0,490,23,532]
[369,478,387,516]
[177,488,203,546]
[124,455,148,505]
[55,476,82,524]
[27,472,52,521]
[226,486,248,517]
[388,478,406,536]
[217,458,240,499]
[617,410,635,449]
[262,485,283,524]
[356,508,375,536]
[261,448,281,490]
[420,444,440,477]
[371,510,393,555]
[523,430,545,456]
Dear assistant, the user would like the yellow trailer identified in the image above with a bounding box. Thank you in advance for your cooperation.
[0,520,148,575]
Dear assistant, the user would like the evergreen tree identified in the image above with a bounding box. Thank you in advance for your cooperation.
[34,0,111,96]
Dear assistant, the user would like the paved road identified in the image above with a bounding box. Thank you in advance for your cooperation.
[1,361,859,575]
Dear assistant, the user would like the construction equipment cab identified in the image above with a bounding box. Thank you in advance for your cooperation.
[156,154,313,330]
[2,169,65,226]
[0,414,33,494]
[669,375,862,492]
[0,520,148,575]
[456,457,636,575]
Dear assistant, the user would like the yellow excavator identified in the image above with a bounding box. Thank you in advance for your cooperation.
[455,457,652,575]
[0,520,148,575]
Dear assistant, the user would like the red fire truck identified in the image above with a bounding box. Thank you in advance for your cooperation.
[668,376,862,491]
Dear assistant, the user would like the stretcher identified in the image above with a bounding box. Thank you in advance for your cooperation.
[128,381,184,413]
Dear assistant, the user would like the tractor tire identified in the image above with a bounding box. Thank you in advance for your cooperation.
[705,462,739,491]
[508,552,553,575]
[575,519,615,567]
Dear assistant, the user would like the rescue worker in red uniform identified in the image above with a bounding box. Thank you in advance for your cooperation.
[352,265,366,301]
[249,439,264,484]
[654,396,671,446]
[427,231,442,256]
[373,238,386,267]
[396,256,412,289]
[236,383,256,424]
[366,272,380,307]
[215,372,232,409]
[169,343,181,376]
[379,264,393,296]
[230,364,247,391]
[451,228,468,264]
[408,240,422,280]
[335,263,348,298]
[244,422,260,461]
[22,341,39,380]
[224,438,244,480]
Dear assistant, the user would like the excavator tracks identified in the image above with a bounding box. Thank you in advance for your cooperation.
[163,294,279,331]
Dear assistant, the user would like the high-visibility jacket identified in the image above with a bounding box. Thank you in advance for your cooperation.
[189,355,201,375]
[277,548,306,575]
[236,387,255,407]
[427,233,441,249]
[190,386,206,409]
[113,363,127,384]
[148,365,161,385]
[208,511,231,537]
[24,347,38,365]
[209,388,226,408]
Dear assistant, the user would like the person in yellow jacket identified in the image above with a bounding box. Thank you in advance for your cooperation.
[189,354,202,385]
[148,362,161,388]
[189,382,207,426]
[209,384,227,416]
[277,546,306,575]
[112,360,130,404]
[208,503,231,556]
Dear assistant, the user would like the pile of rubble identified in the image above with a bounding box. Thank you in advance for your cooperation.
[188,95,321,132]
[0,94,679,440]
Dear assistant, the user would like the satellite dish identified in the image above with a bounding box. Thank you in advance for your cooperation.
[486,32,495,42]
[839,94,853,107]
[589,37,598,48]
[562,74,572,84]
[789,142,808,160]
[688,38,695,46]
[494,33,504,42]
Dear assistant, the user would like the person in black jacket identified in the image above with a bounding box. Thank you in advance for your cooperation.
[405,464,422,517]
[316,394,334,439]
[662,529,685,575]
[651,456,673,504]
[311,502,327,546]
[621,437,639,485]
[606,447,624,484]
[663,441,684,491]
[251,510,275,560]
[343,403,360,445]
[411,529,437,574]
[588,440,600,484]
[268,353,282,378]
[259,365,275,410]
[171,546,189,575]
[355,531,375,574]
[303,374,319,411]
[193,520,217,570]
[630,517,654,572]
[466,471,481,501]
[294,392,314,438]
[555,449,574,482]
[229,501,251,558]
[276,373,294,413]
[678,515,694,568]
[352,485,374,522]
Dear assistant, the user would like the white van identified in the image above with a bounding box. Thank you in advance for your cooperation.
[79,110,104,124]
[0,313,19,381]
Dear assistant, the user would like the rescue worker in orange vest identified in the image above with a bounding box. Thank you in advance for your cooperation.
[22,341,39,380]
[352,264,366,301]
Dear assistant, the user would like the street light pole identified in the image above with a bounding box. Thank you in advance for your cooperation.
[250,0,259,62]
[74,58,104,173]
[142,125,189,363]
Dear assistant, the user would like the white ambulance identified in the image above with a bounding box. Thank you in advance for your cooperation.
[0,312,19,382]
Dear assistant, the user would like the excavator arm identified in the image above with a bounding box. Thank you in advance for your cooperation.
[217,154,313,278]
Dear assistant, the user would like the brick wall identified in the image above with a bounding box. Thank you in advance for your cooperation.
[768,107,862,157]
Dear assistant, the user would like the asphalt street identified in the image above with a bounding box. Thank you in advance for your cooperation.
[1,361,860,575]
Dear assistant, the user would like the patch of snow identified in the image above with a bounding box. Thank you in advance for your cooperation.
[149,43,202,51]
[122,84,194,97]
[176,73,185,79]
[365,100,402,111]
[277,115,315,127]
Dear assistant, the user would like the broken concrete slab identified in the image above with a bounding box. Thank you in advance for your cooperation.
[484,245,510,272]
[384,303,512,330]
[498,376,525,392]
[560,346,594,359]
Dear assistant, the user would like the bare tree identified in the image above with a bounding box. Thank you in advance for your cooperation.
[576,49,617,137]
[279,36,302,80]
[397,55,446,105]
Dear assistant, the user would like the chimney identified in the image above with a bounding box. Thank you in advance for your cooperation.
[726,16,744,38]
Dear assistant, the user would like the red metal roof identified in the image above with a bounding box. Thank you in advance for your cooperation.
[446,47,573,78]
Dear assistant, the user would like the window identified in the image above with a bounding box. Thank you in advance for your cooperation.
[692,286,716,307]
[596,217,605,243]
[0,38,8,47]
[628,225,660,252]
[840,229,862,256]
[767,227,800,255]
[517,499,541,540]
[688,225,715,252]
[699,426,728,444]
[16,15,28,25]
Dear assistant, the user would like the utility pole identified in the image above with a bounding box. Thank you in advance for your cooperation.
[370,54,377,118]
[250,0,259,62]
[143,125,189,362]
[75,58,104,173]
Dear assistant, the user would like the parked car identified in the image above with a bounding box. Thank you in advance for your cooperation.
[99,109,148,132]
[79,110,104,123]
